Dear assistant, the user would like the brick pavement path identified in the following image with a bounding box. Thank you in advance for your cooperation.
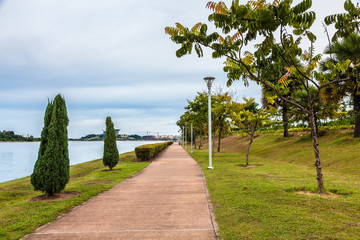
[23,144,218,240]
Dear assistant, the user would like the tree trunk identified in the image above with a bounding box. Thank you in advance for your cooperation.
[309,110,325,194]
[245,130,254,167]
[199,135,202,149]
[46,192,54,198]
[353,93,360,138]
[217,126,222,152]
[212,130,216,156]
[282,103,289,137]
[314,111,319,137]
[194,131,197,149]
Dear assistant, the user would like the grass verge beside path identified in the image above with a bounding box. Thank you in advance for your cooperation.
[0,152,150,240]
[190,132,360,240]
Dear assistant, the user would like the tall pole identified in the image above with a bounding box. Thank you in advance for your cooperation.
[191,122,193,153]
[185,123,187,149]
[204,76,215,169]
[182,126,185,147]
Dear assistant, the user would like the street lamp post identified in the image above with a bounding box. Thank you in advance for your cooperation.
[204,76,215,169]
[182,126,185,147]
[191,122,193,154]
[185,123,187,149]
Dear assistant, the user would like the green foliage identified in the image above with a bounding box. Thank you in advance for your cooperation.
[231,97,274,134]
[290,86,339,126]
[31,94,70,196]
[0,131,37,142]
[135,142,173,161]
[128,134,142,140]
[325,0,360,42]
[103,116,119,170]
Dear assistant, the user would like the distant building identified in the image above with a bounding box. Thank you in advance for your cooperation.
[142,135,156,141]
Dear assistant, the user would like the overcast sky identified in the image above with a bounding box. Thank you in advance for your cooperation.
[0,0,357,138]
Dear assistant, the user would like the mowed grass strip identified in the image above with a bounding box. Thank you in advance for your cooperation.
[0,152,150,240]
[192,131,360,240]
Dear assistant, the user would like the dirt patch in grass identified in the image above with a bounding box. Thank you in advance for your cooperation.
[235,164,263,168]
[101,168,122,172]
[28,192,81,202]
[296,191,340,198]
[83,180,112,185]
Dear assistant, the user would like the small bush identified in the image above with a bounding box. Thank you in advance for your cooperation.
[135,142,173,161]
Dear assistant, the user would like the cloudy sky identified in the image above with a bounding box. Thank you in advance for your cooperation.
[0,0,356,138]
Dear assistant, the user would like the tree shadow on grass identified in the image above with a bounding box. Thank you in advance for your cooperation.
[101,168,122,172]
[27,191,81,202]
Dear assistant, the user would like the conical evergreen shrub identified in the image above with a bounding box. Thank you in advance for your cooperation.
[31,94,70,196]
[103,116,119,170]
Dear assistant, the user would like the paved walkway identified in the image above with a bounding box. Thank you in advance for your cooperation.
[23,144,218,240]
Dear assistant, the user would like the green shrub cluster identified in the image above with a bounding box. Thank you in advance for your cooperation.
[135,142,173,161]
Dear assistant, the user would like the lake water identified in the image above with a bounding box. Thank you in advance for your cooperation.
[0,141,161,183]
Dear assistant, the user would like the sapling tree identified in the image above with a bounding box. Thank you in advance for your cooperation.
[103,116,119,170]
[31,94,69,196]
[213,91,233,152]
[165,0,356,193]
[231,98,273,167]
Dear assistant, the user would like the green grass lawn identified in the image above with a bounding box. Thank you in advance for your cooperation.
[0,152,150,240]
[191,131,360,240]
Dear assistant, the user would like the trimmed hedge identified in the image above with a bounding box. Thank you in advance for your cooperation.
[135,141,173,161]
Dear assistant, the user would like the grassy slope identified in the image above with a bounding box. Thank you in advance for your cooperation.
[0,152,150,240]
[192,130,360,240]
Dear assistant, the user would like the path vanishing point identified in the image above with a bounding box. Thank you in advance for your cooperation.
[22,144,218,240]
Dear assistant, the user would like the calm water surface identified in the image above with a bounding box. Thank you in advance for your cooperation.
[0,141,160,183]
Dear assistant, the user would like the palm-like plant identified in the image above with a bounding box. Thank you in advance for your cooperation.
[321,33,360,137]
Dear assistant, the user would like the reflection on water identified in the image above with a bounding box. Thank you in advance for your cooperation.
[0,141,160,183]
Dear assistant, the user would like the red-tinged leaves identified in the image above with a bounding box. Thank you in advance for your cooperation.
[279,73,291,86]
[191,22,203,34]
[272,0,281,6]
[164,27,178,36]
[175,23,185,34]
[218,35,225,44]
[206,1,228,14]
[231,31,242,43]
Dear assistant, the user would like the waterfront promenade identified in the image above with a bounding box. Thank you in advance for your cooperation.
[23,144,218,240]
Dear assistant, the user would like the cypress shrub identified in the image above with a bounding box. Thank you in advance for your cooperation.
[103,116,119,170]
[31,94,70,196]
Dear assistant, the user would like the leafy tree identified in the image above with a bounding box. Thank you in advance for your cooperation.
[321,33,360,137]
[31,94,69,196]
[290,86,339,135]
[231,98,273,167]
[212,91,233,152]
[181,91,233,152]
[103,116,119,170]
[182,92,209,149]
[165,0,355,193]
[129,134,142,140]
[0,130,36,142]
[258,48,303,137]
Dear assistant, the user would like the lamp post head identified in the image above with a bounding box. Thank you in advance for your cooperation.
[204,77,215,92]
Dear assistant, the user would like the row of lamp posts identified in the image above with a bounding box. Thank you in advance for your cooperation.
[182,77,215,170]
